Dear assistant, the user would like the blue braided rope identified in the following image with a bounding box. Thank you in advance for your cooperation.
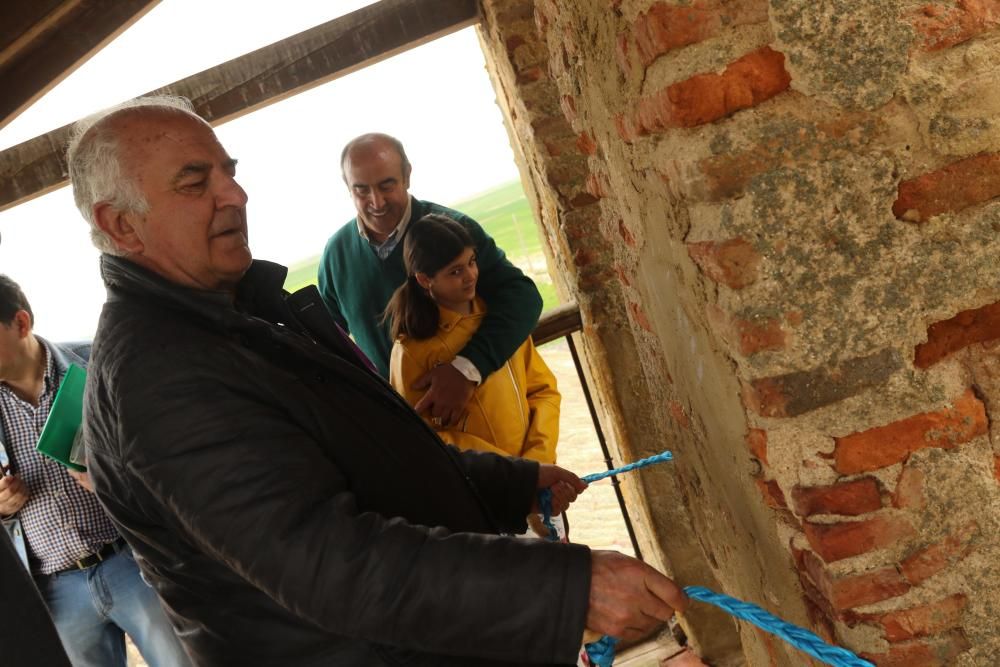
[682,587,874,667]
[536,450,871,666]
[584,588,874,666]
[584,636,618,667]
[536,484,560,540]
[539,450,675,535]
[580,450,674,484]
[542,451,676,665]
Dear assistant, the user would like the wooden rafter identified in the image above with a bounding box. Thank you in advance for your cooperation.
[0,0,480,212]
[0,0,160,131]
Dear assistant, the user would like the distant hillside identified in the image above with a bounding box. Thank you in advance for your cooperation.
[283,180,557,310]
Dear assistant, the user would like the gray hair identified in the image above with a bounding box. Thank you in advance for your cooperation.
[66,95,200,255]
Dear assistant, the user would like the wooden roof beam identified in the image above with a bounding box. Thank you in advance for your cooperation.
[0,0,160,131]
[0,0,479,212]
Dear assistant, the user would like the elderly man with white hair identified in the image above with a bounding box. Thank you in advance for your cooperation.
[67,96,688,667]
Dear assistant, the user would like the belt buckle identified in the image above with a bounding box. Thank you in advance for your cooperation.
[74,553,97,570]
[73,540,118,570]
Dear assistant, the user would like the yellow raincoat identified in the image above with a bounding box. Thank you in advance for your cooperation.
[389,297,560,463]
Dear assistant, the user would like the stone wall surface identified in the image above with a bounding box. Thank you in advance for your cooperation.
[478,1,1000,665]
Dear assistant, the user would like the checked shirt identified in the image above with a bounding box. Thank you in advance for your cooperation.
[0,340,118,574]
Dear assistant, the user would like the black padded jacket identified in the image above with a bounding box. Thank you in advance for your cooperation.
[84,255,591,667]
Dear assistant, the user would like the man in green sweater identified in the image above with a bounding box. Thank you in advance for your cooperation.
[318,133,542,426]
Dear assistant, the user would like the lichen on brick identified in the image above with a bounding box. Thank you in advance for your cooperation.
[770,0,914,110]
[715,155,1000,375]
[928,114,990,139]
[709,130,735,156]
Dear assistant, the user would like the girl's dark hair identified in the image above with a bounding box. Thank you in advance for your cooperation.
[384,214,475,340]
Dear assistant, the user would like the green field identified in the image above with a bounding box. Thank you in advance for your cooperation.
[283,180,559,310]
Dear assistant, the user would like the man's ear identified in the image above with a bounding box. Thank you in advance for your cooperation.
[414,272,432,290]
[93,202,144,254]
[12,310,31,338]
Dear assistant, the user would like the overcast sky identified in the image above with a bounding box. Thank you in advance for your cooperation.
[0,0,521,340]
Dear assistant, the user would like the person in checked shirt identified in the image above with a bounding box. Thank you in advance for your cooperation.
[0,274,190,667]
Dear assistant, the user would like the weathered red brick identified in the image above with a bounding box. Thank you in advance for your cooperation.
[900,522,979,585]
[747,428,768,465]
[861,630,971,667]
[669,46,791,127]
[629,301,653,332]
[616,220,635,247]
[869,594,967,642]
[801,549,910,609]
[801,594,839,646]
[893,466,925,510]
[622,0,769,68]
[531,115,573,142]
[533,0,552,34]
[569,191,600,208]
[915,300,1000,368]
[892,151,1000,222]
[792,478,883,517]
[613,112,641,143]
[687,238,761,288]
[542,139,562,157]
[833,389,988,474]
[516,65,545,84]
[574,247,598,267]
[504,34,527,54]
[669,400,691,429]
[576,131,598,156]
[623,46,791,139]
[743,349,901,418]
[632,3,719,66]
[755,478,788,510]
[910,0,1000,51]
[804,515,915,562]
[735,316,786,356]
[707,305,786,356]
[614,264,633,287]
[585,172,609,200]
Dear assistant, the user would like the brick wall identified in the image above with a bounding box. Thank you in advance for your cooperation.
[478,1,1000,665]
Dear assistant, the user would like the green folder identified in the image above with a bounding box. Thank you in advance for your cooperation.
[36,363,87,472]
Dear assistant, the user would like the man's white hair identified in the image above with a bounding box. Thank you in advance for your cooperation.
[66,95,200,255]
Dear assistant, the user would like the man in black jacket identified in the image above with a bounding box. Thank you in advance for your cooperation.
[66,95,688,666]
[0,530,71,667]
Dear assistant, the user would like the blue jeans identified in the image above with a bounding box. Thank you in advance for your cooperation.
[34,547,192,667]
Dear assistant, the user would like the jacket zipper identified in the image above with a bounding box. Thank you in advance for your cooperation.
[504,361,528,436]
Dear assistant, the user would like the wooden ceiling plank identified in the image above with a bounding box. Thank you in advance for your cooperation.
[0,0,479,213]
[0,0,67,54]
[0,0,160,131]
[0,0,85,69]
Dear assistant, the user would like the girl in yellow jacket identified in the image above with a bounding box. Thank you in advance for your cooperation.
[385,214,564,537]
